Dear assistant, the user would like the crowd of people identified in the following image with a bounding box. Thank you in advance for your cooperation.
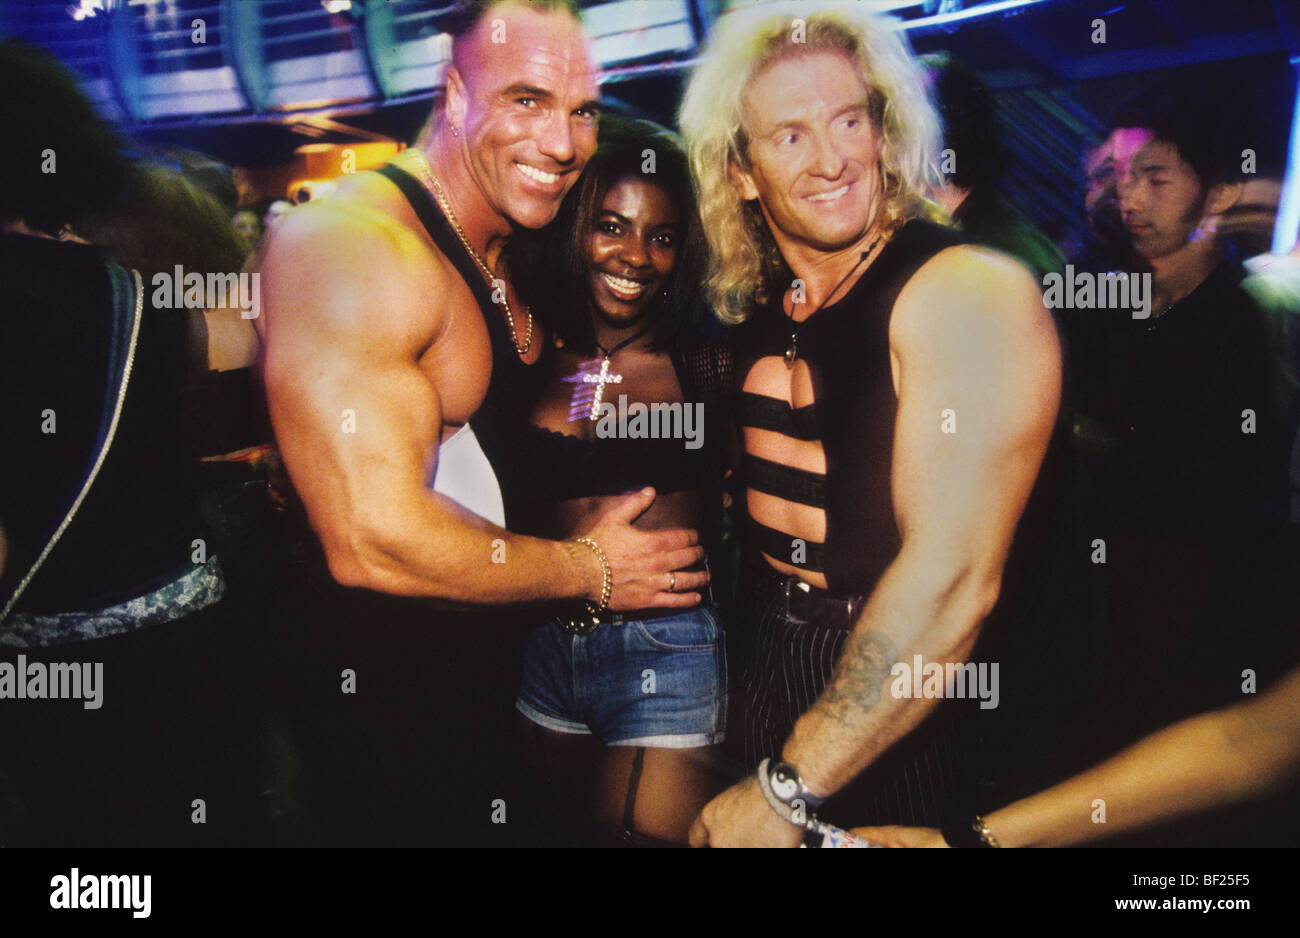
[2,0,1298,848]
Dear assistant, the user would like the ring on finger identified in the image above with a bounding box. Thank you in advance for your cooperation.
[669,572,677,593]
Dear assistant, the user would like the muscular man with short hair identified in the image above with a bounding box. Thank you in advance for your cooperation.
[256,0,704,844]
[680,4,1064,847]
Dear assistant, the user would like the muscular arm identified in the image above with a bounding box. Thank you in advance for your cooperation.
[785,246,1062,795]
[258,203,700,605]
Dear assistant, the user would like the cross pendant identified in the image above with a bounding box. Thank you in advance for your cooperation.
[584,357,623,419]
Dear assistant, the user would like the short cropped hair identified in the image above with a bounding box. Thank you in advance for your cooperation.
[679,3,940,323]
[446,0,582,59]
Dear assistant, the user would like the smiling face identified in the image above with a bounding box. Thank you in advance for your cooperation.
[585,176,681,330]
[733,51,885,258]
[447,4,600,230]
[1106,127,1207,261]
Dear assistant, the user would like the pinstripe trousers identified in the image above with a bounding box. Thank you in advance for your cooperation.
[736,564,990,829]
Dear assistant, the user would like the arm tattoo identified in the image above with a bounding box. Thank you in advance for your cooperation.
[815,630,901,727]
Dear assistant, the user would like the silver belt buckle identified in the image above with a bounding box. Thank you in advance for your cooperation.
[783,577,813,625]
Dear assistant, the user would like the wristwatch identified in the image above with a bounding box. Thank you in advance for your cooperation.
[764,759,826,819]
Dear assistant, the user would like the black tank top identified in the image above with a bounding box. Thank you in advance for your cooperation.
[380,163,556,521]
[290,164,533,589]
[372,165,551,531]
[1,233,209,613]
[374,163,538,401]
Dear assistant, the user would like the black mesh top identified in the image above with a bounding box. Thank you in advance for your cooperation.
[517,341,731,500]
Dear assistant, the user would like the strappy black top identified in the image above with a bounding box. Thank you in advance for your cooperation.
[1,234,208,613]
[733,220,964,594]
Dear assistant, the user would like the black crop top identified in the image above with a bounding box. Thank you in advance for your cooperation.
[522,341,729,498]
[493,340,733,541]
[521,421,706,499]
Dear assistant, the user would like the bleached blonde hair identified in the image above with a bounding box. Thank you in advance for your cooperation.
[679,3,941,323]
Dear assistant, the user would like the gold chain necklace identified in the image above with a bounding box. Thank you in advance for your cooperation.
[408,151,533,356]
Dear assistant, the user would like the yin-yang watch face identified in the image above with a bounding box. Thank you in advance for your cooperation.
[771,764,800,802]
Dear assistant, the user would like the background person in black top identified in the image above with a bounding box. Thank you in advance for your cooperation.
[1060,82,1298,844]
[0,40,264,845]
[920,52,1065,284]
[680,6,1063,847]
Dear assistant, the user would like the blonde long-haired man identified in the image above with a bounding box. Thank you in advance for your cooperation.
[681,4,1065,847]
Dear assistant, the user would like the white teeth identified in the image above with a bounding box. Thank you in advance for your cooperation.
[807,184,849,202]
[518,163,559,184]
[602,273,646,297]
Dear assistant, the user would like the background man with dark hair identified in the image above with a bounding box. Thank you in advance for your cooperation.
[1065,80,1298,844]
[921,51,1064,282]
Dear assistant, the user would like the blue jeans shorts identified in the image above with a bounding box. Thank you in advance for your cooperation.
[516,603,727,748]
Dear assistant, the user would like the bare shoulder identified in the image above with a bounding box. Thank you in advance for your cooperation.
[891,244,1057,363]
[897,244,1049,332]
[257,179,453,351]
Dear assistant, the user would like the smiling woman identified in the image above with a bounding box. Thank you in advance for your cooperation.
[499,118,736,845]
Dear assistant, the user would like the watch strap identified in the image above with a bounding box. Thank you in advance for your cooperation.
[756,758,806,828]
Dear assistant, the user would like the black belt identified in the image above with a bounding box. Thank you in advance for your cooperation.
[553,563,714,636]
[751,563,862,631]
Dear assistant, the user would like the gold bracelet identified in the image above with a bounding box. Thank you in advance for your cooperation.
[572,537,612,614]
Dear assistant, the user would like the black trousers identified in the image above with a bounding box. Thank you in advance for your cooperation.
[0,599,268,847]
[734,563,991,830]
[271,564,558,847]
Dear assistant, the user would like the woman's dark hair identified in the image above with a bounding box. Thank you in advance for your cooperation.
[508,116,710,355]
[0,40,131,235]
[79,163,249,279]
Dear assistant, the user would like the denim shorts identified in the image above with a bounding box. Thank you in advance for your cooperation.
[516,604,727,748]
